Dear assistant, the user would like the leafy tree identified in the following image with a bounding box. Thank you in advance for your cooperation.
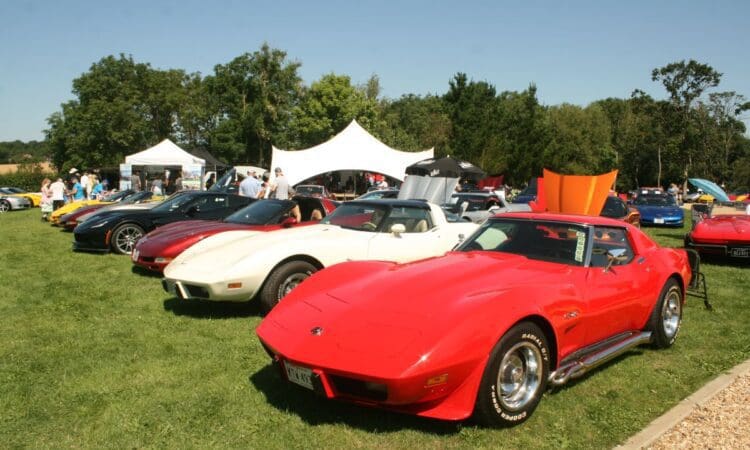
[378,94,451,152]
[206,44,303,165]
[292,73,382,147]
[703,92,749,184]
[543,103,613,175]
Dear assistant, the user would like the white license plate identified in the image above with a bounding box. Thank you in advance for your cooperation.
[132,249,139,261]
[285,361,314,390]
[730,248,750,258]
[654,218,665,224]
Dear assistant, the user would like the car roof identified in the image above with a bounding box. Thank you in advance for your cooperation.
[348,199,431,210]
[491,211,633,227]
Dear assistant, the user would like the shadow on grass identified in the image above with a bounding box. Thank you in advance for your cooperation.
[131,265,162,278]
[699,255,750,268]
[163,298,261,319]
[249,364,463,434]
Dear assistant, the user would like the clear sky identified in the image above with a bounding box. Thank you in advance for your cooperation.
[1,0,748,142]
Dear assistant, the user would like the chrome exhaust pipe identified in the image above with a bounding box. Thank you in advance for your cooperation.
[549,331,652,386]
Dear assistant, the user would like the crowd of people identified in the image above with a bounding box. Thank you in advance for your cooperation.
[38,170,110,220]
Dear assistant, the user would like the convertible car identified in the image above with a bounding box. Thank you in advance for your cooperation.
[58,191,158,230]
[685,214,750,259]
[0,187,41,207]
[133,196,337,272]
[163,199,479,313]
[256,213,691,426]
[73,191,253,254]
[633,193,684,227]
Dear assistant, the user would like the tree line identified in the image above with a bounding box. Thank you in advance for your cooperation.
[35,43,750,191]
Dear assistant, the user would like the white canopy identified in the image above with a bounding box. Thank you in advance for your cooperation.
[270,120,434,186]
[125,139,205,166]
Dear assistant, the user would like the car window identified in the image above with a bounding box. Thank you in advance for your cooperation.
[321,203,389,232]
[590,227,633,267]
[196,195,228,212]
[225,200,292,225]
[459,219,587,266]
[601,196,628,218]
[381,206,433,233]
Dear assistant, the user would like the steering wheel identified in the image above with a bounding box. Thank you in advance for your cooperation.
[361,222,377,231]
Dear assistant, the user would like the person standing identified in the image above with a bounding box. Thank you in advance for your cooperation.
[40,178,52,220]
[90,176,104,200]
[270,167,291,200]
[80,171,90,199]
[71,177,85,201]
[131,171,142,192]
[50,177,66,211]
[239,170,261,198]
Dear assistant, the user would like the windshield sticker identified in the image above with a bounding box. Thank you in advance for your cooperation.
[574,230,586,262]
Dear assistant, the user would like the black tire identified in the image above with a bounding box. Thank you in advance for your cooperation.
[110,223,144,255]
[646,279,683,348]
[474,322,550,427]
[0,200,9,213]
[259,260,317,314]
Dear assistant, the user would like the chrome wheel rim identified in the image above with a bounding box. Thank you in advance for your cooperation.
[277,272,309,300]
[497,342,543,411]
[662,288,682,339]
[115,226,143,254]
[0,202,9,212]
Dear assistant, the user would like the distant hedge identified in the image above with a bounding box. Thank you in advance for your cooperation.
[0,163,58,191]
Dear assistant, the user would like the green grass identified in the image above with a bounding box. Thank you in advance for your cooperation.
[1,209,748,449]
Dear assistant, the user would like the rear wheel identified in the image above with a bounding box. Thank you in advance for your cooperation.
[647,279,683,348]
[474,322,550,427]
[259,260,317,314]
[0,200,9,213]
[111,223,144,255]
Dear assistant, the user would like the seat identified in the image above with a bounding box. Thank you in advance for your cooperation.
[413,219,428,233]
[685,249,711,310]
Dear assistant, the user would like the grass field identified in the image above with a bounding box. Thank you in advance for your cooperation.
[1,208,748,449]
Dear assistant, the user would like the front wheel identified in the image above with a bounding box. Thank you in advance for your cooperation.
[259,260,317,314]
[647,279,683,348]
[474,322,550,427]
[111,223,144,255]
[0,200,9,213]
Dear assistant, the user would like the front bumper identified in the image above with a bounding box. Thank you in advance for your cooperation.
[73,229,110,252]
[161,277,257,302]
[641,217,683,227]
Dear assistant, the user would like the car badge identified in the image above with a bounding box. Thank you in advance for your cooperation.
[310,326,324,336]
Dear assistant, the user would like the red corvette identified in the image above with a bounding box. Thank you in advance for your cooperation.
[257,212,691,426]
[132,196,337,272]
[685,214,750,259]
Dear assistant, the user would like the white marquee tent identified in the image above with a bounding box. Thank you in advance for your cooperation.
[125,139,205,166]
[269,120,434,186]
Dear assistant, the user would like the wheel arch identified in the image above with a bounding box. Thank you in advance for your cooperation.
[506,314,558,370]
[257,254,325,293]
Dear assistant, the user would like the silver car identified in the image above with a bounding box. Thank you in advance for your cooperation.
[0,195,32,212]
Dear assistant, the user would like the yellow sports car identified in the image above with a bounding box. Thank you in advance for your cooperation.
[49,190,163,224]
[0,187,42,207]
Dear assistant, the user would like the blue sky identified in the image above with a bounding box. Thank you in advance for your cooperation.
[1,0,748,141]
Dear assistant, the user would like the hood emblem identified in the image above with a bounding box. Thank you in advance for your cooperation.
[310,326,324,336]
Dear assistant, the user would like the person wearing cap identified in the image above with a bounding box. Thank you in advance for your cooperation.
[270,167,291,200]
[239,170,261,198]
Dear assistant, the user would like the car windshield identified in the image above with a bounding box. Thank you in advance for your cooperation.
[225,200,293,225]
[151,192,200,212]
[458,218,588,266]
[102,190,133,202]
[320,203,390,232]
[120,191,153,204]
[443,194,491,212]
[8,187,26,193]
[600,196,628,218]
[295,185,323,196]
[635,195,676,206]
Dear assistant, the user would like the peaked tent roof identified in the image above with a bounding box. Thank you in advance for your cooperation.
[270,120,434,186]
[125,139,205,166]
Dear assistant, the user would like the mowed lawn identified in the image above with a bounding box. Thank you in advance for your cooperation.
[1,208,749,449]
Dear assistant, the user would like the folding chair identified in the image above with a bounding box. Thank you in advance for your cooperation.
[685,249,710,310]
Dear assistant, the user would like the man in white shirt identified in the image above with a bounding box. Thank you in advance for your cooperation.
[50,178,66,210]
[80,172,90,199]
[239,171,261,198]
[270,167,291,200]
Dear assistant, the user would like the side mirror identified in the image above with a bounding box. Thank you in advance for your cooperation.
[390,223,406,237]
[281,216,297,227]
[604,248,629,272]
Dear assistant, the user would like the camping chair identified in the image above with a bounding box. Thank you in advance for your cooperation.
[685,249,711,310]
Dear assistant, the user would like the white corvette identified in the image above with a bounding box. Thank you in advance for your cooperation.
[162,199,479,312]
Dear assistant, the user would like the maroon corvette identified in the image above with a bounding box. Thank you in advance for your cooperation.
[132,196,337,272]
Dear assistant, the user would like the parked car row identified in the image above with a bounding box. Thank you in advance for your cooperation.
[28,186,711,427]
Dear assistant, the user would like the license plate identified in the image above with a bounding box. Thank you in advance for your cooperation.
[654,218,665,224]
[285,361,314,390]
[132,249,139,261]
[730,248,750,258]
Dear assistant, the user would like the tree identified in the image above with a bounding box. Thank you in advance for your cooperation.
[543,103,613,175]
[378,94,451,152]
[207,43,303,165]
[292,73,382,147]
[703,92,749,184]
[651,60,722,192]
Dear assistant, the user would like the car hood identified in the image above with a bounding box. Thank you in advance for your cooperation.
[636,205,683,218]
[138,220,252,253]
[259,251,574,376]
[692,215,750,241]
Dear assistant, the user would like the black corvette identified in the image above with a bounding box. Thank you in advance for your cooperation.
[73,191,254,254]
